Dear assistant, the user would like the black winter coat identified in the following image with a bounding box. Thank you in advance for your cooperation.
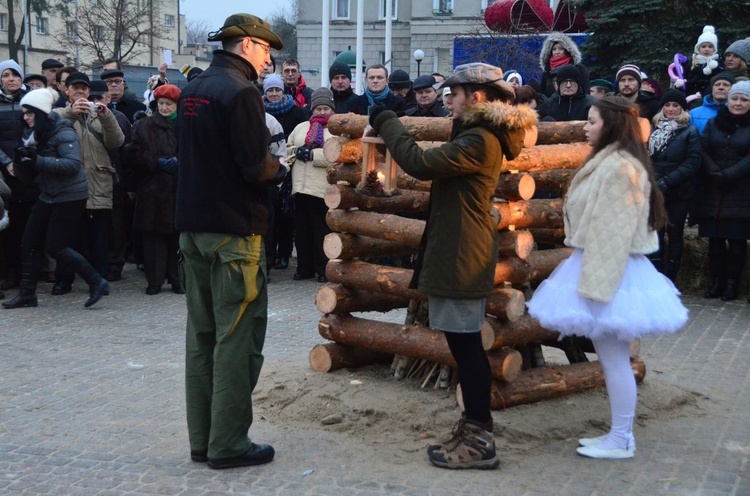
[650,125,702,200]
[0,89,39,202]
[267,104,310,139]
[405,100,449,117]
[694,107,750,221]
[331,87,355,115]
[536,90,593,122]
[125,113,177,234]
[176,50,282,236]
[346,92,407,116]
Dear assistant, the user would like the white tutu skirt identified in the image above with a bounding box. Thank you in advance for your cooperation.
[526,249,688,342]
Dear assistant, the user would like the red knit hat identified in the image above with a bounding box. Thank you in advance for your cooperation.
[153,84,181,102]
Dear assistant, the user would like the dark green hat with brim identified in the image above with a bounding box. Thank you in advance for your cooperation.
[207,13,283,49]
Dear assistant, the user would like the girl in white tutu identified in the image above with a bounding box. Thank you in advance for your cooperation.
[527,96,688,459]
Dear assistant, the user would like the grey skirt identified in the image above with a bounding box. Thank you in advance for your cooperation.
[428,296,486,333]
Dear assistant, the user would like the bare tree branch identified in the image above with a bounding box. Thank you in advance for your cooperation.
[185,19,210,45]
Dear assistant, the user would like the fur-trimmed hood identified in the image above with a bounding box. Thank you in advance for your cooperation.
[539,32,582,69]
[458,101,538,160]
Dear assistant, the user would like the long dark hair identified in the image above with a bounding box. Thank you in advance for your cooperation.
[587,96,666,231]
[22,105,54,144]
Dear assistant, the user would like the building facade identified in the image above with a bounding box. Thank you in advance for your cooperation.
[0,0,184,75]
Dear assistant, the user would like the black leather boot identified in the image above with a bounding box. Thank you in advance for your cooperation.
[3,249,39,309]
[721,280,739,301]
[274,257,289,270]
[2,292,38,308]
[704,278,723,299]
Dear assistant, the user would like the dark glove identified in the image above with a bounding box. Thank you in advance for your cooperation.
[156,156,179,174]
[15,147,37,169]
[294,145,314,163]
[367,104,388,129]
[656,178,668,193]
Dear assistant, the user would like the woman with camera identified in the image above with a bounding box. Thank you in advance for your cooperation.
[3,88,109,308]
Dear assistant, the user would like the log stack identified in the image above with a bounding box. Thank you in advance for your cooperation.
[309,113,646,409]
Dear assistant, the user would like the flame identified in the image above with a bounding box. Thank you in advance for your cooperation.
[377,171,385,183]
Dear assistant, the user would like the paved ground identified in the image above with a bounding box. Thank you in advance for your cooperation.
[1,263,748,495]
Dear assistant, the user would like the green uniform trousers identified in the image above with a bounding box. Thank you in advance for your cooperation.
[180,232,267,459]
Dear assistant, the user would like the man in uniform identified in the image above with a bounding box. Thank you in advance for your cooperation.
[175,13,286,470]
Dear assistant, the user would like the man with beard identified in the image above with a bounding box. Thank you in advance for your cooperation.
[615,64,660,120]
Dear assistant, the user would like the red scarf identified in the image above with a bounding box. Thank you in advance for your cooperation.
[549,54,572,71]
[305,114,331,149]
[291,75,309,108]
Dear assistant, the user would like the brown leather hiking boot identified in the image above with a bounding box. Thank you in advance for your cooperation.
[427,418,499,470]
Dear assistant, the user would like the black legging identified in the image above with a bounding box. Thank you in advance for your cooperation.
[444,331,492,424]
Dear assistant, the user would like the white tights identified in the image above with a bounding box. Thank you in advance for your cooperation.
[592,334,636,451]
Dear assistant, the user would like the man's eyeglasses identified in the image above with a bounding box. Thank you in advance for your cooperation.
[560,79,577,86]
[251,39,271,55]
[104,78,124,86]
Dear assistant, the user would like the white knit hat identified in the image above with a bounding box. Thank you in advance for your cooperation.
[728,81,750,100]
[20,88,57,115]
[695,25,718,54]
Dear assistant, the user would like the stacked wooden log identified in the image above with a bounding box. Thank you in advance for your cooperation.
[309,114,646,409]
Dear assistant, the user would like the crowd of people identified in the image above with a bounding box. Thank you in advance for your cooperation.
[0,10,747,471]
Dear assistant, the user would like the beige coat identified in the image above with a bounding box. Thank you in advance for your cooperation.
[54,105,125,209]
[286,121,333,199]
[564,144,658,302]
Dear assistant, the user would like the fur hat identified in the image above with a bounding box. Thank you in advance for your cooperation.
[728,81,750,100]
[20,88,56,115]
[263,74,284,93]
[616,64,642,86]
[388,70,411,89]
[154,84,181,102]
[310,87,335,111]
[539,32,582,70]
[725,39,750,63]
[555,65,581,87]
[328,61,352,82]
[661,89,688,111]
[695,25,719,54]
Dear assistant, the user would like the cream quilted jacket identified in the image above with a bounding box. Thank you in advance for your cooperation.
[564,144,658,302]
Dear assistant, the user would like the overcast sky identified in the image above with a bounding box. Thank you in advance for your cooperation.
[180,0,295,33]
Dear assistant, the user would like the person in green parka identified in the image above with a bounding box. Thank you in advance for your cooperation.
[366,63,537,470]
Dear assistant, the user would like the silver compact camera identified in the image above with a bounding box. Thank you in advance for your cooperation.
[88,102,104,114]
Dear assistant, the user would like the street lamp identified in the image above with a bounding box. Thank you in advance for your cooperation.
[413,49,424,77]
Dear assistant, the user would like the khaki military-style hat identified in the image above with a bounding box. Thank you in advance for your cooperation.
[207,13,283,49]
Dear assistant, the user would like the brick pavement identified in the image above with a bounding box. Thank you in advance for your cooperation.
[0,263,748,495]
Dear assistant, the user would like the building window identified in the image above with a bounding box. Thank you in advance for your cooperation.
[35,17,48,35]
[332,0,350,19]
[66,21,77,39]
[378,0,397,20]
[481,0,489,10]
[94,24,104,41]
[433,0,453,14]
[0,13,7,31]
[164,14,175,27]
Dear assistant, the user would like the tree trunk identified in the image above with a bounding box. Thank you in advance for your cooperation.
[480,313,560,351]
[326,210,424,246]
[323,232,416,260]
[505,143,591,172]
[325,260,525,320]
[528,228,565,246]
[486,287,526,322]
[528,169,576,195]
[309,343,393,372]
[495,173,536,201]
[456,358,646,410]
[493,247,572,285]
[327,162,431,191]
[324,184,430,213]
[497,230,535,260]
[315,284,411,314]
[535,120,587,145]
[318,314,523,381]
[494,199,564,230]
